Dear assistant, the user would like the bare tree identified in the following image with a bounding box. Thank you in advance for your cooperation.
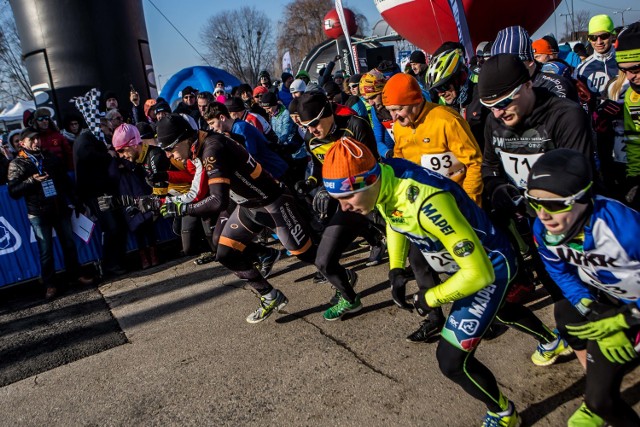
[200,7,276,85]
[0,10,32,106]
[561,9,590,41]
[276,0,370,74]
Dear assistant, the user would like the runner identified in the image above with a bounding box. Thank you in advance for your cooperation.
[527,149,640,427]
[322,137,569,426]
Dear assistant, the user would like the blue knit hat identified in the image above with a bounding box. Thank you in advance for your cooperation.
[491,26,534,61]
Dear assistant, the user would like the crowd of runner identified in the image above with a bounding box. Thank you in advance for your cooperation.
[1,13,640,427]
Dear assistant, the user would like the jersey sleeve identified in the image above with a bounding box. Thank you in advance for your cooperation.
[186,135,230,217]
[418,192,495,307]
[386,223,409,270]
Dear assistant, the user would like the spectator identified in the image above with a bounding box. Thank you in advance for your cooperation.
[318,55,340,87]
[224,97,279,146]
[7,129,22,157]
[154,101,172,122]
[409,50,428,90]
[532,38,556,63]
[174,85,200,121]
[129,88,144,124]
[196,91,214,130]
[32,108,74,171]
[295,70,310,85]
[237,83,269,121]
[345,74,368,118]
[573,43,588,62]
[290,79,306,98]
[333,70,345,88]
[359,70,394,158]
[143,98,157,123]
[61,114,84,144]
[8,128,93,299]
[575,15,619,101]
[279,72,294,107]
[103,91,119,111]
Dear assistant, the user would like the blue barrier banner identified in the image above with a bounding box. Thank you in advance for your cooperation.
[0,185,176,288]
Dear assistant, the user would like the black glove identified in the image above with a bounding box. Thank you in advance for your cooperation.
[294,178,318,196]
[312,189,331,219]
[389,268,412,311]
[124,205,140,218]
[137,195,161,213]
[592,99,622,133]
[160,199,188,218]
[97,195,114,211]
[491,184,523,215]
[148,171,169,184]
[413,291,433,317]
[625,178,640,210]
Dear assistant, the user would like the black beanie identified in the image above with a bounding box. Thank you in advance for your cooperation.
[260,92,279,107]
[409,50,426,64]
[616,22,640,64]
[297,93,332,122]
[323,81,342,97]
[136,122,155,139]
[478,54,531,101]
[224,97,246,113]
[527,149,592,197]
[156,114,194,149]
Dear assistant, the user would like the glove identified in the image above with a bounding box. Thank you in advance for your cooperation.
[97,195,114,211]
[491,184,523,215]
[389,268,412,311]
[625,183,640,210]
[596,330,637,364]
[592,99,622,133]
[147,171,169,184]
[294,178,317,195]
[312,189,331,219]
[124,205,140,218]
[160,200,187,218]
[137,195,161,213]
[566,313,629,340]
[413,291,433,317]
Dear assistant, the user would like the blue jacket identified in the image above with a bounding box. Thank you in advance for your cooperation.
[270,106,306,160]
[278,86,293,108]
[533,195,640,308]
[231,120,288,179]
[371,108,394,158]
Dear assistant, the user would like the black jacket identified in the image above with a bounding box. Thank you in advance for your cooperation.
[8,150,76,216]
[482,88,593,196]
[73,130,119,200]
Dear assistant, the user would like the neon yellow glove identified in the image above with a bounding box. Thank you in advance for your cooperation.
[566,313,630,340]
[597,331,637,364]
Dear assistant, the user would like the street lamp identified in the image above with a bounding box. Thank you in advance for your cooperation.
[613,8,632,26]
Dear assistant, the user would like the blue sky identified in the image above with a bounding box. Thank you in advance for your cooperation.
[144,0,639,88]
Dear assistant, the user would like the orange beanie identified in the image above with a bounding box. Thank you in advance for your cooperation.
[532,39,554,55]
[382,73,423,106]
[323,137,380,196]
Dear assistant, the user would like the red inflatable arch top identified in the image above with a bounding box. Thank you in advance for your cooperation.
[375,0,559,54]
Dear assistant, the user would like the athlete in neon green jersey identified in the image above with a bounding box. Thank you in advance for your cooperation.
[322,137,570,427]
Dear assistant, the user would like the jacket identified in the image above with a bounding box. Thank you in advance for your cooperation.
[575,48,619,99]
[392,101,483,205]
[7,149,76,216]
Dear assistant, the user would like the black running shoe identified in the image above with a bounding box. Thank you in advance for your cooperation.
[406,312,444,343]
[365,241,386,267]
[312,271,328,284]
[257,248,281,278]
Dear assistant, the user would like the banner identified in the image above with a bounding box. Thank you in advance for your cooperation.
[335,0,359,73]
[447,0,474,62]
[282,50,292,74]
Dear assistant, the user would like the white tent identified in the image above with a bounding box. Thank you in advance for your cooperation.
[0,99,35,123]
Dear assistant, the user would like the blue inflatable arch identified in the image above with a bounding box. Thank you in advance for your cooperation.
[159,66,242,109]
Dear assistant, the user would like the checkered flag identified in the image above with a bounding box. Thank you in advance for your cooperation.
[72,88,106,144]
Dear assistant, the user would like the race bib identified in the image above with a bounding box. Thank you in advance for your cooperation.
[421,249,460,274]
[578,268,640,301]
[498,152,543,189]
[420,152,465,179]
[41,179,57,198]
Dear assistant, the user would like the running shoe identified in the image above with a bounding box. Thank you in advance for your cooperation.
[365,241,386,266]
[482,401,521,427]
[194,252,216,266]
[312,271,328,284]
[329,269,358,305]
[567,402,605,427]
[531,329,573,366]
[406,310,445,343]
[246,289,288,324]
[257,248,281,278]
[323,294,362,321]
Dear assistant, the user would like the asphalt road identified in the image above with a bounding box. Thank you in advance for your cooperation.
[1,244,638,426]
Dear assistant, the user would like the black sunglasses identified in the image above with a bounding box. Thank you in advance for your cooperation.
[36,116,50,122]
[588,33,611,42]
[619,63,640,73]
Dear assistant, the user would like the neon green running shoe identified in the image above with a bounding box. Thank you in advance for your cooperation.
[323,294,362,321]
[531,329,573,366]
[482,402,521,427]
[246,290,288,324]
[567,403,606,427]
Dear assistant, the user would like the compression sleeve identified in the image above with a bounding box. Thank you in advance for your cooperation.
[386,223,409,270]
[418,191,494,307]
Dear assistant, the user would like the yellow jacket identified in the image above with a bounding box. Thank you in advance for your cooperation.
[392,101,483,205]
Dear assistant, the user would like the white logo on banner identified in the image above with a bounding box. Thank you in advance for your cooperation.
[0,216,22,255]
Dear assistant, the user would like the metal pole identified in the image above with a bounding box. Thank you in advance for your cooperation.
[571,0,576,40]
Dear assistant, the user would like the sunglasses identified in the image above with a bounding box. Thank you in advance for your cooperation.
[299,105,327,128]
[619,63,640,74]
[183,94,195,99]
[349,84,359,89]
[524,183,592,214]
[480,84,523,111]
[36,116,50,122]
[588,33,611,42]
